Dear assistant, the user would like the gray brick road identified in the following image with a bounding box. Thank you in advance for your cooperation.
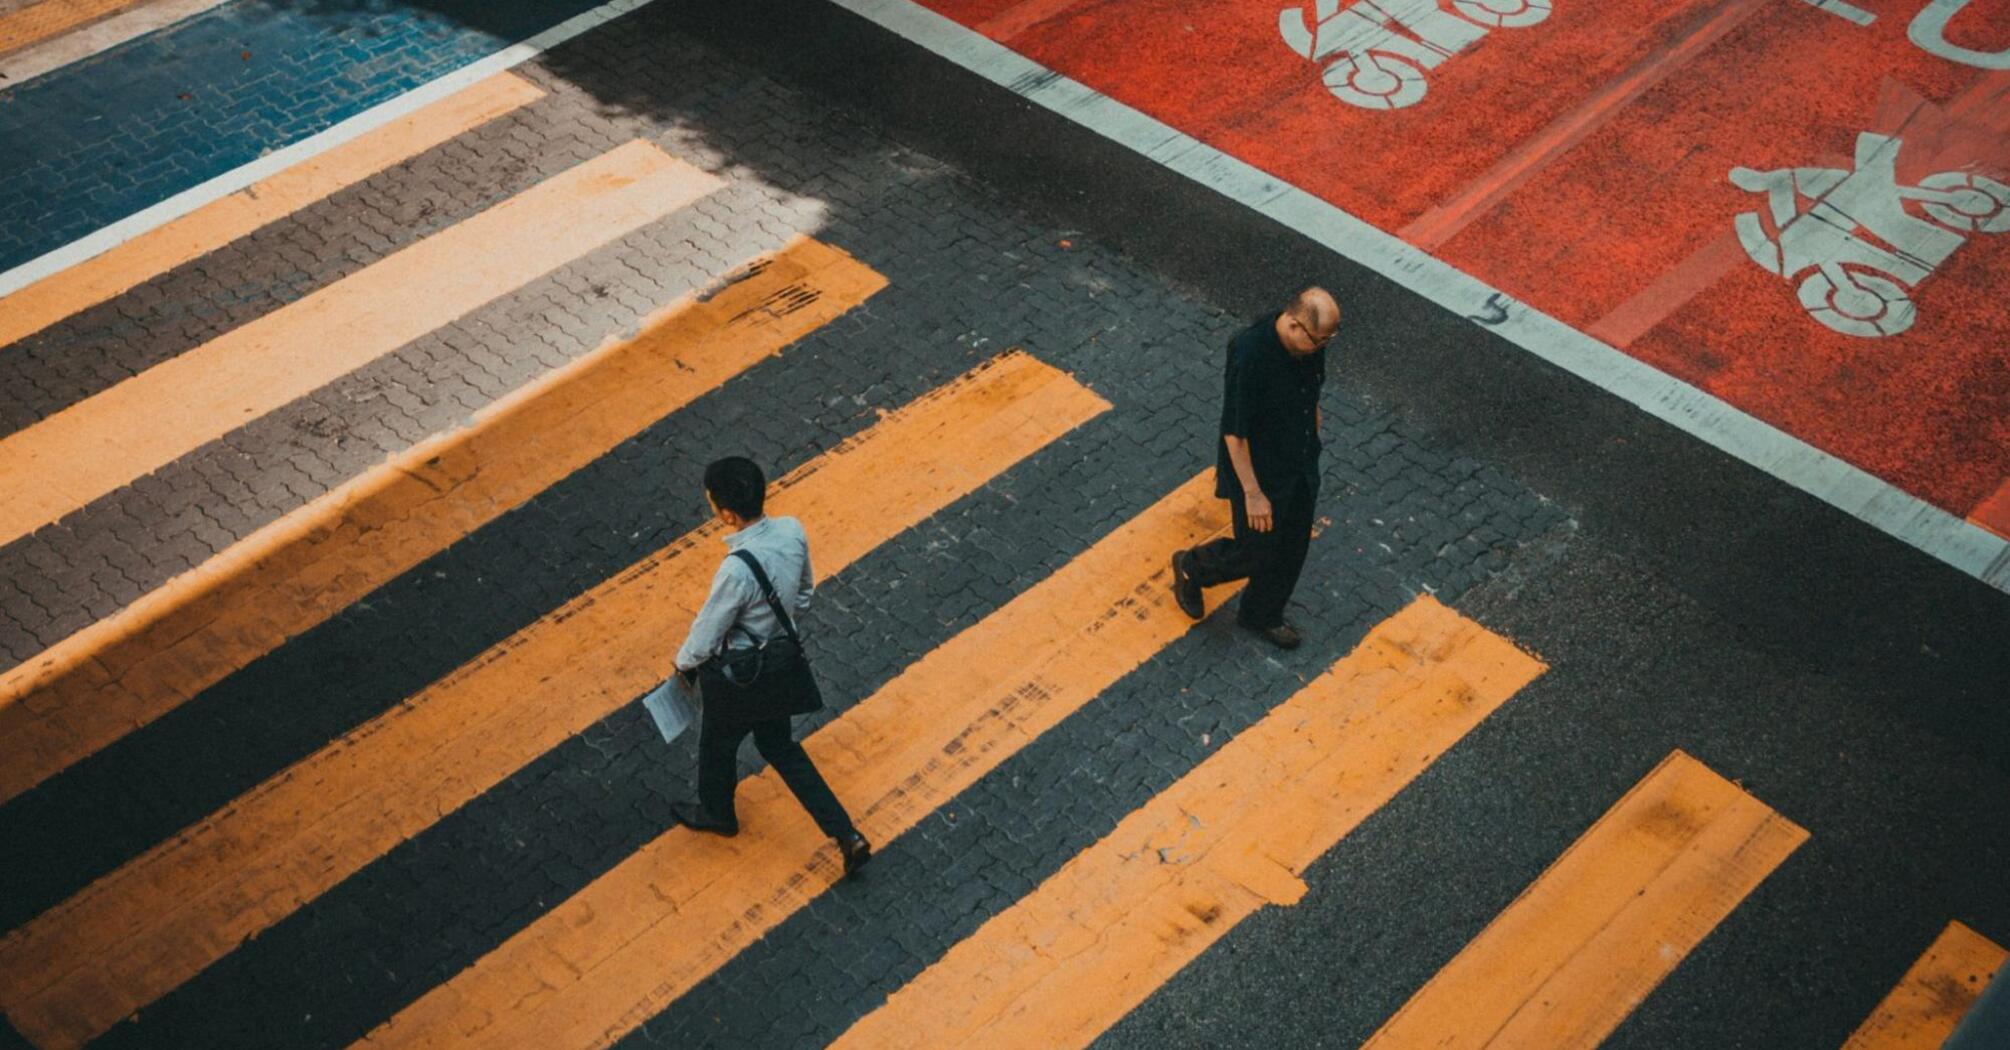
[9,6,1566,1047]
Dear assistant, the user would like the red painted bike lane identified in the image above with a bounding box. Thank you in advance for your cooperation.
[918,0,2010,536]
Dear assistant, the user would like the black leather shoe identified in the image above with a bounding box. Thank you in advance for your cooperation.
[1242,621,1302,650]
[839,832,872,877]
[670,801,739,837]
[1170,550,1204,620]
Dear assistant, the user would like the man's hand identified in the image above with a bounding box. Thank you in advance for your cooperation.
[1246,489,1273,533]
[1223,435,1268,531]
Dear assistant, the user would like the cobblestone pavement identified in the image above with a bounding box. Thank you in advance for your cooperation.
[1,1,2007,1048]
[0,0,616,274]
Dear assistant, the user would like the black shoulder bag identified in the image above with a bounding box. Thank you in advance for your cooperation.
[696,550,824,721]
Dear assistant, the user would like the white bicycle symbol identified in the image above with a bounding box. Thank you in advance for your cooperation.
[1731,132,2010,338]
[1279,0,1552,110]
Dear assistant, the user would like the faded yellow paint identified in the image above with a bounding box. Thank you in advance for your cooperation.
[358,473,1240,1050]
[1842,922,2008,1050]
[0,139,718,548]
[0,237,885,806]
[0,0,140,56]
[833,597,1546,1050]
[0,353,1109,1050]
[0,73,544,350]
[1364,750,1808,1049]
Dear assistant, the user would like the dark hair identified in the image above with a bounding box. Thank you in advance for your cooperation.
[703,456,767,519]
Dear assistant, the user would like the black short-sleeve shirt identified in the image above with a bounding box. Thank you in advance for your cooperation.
[1215,313,1326,499]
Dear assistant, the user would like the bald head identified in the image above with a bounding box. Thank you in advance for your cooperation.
[1278,286,1340,354]
[1293,286,1339,329]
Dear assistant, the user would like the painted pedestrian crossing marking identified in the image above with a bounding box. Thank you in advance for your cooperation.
[0,236,886,807]
[1842,922,2007,1050]
[0,0,236,90]
[0,352,1107,1050]
[0,30,1954,1046]
[0,139,719,549]
[832,595,1545,1050]
[0,72,545,351]
[357,473,1237,1049]
[1363,750,1807,1049]
[0,0,145,57]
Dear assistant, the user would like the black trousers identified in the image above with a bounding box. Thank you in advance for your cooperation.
[696,713,855,838]
[1187,479,1316,629]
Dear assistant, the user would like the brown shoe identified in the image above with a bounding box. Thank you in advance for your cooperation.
[1242,622,1302,650]
[1170,550,1204,620]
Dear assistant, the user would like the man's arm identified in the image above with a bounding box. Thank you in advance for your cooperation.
[674,561,753,673]
[1219,342,1274,533]
[795,543,815,615]
[1223,435,1273,533]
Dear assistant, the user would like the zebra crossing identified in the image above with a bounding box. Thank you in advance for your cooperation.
[0,140,716,548]
[833,599,1548,1049]
[0,232,883,807]
[1843,924,2009,1050]
[0,30,2003,1050]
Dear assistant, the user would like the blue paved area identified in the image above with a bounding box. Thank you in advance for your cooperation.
[0,0,609,274]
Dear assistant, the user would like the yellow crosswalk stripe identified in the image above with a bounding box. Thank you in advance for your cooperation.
[832,596,1545,1050]
[1364,750,1807,1049]
[0,0,143,57]
[0,139,719,549]
[0,72,544,349]
[0,351,1108,1050]
[0,236,885,807]
[1842,922,2008,1050]
[357,472,1240,1050]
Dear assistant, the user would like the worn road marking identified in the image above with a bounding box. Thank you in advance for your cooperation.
[1842,921,2008,1050]
[0,140,719,550]
[1399,0,1772,251]
[0,237,884,806]
[0,0,142,56]
[972,0,1079,41]
[1364,750,1807,1049]
[834,596,1545,1050]
[359,472,1237,1049]
[0,0,230,86]
[0,0,662,274]
[0,72,544,350]
[824,0,2010,594]
[0,352,1106,1050]
[1971,479,2010,542]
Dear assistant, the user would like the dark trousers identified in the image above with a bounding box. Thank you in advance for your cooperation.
[1187,479,1316,629]
[696,713,855,838]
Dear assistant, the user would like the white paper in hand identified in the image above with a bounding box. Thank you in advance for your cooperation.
[640,673,699,744]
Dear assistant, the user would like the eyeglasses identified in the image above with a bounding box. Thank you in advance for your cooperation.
[1289,314,1335,348]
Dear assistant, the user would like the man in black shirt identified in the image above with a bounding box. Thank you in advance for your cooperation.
[1170,287,1338,649]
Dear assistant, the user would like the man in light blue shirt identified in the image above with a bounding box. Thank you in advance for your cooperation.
[669,456,870,876]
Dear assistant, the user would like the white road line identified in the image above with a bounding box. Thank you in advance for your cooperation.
[1798,0,1876,27]
[823,0,2010,594]
[0,0,232,91]
[0,0,659,302]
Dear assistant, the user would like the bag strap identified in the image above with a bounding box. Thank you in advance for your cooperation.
[729,549,803,649]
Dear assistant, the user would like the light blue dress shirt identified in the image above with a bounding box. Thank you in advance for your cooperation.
[673,515,815,672]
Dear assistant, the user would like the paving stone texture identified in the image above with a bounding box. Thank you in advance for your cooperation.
[1,5,1567,1047]
[0,0,619,274]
